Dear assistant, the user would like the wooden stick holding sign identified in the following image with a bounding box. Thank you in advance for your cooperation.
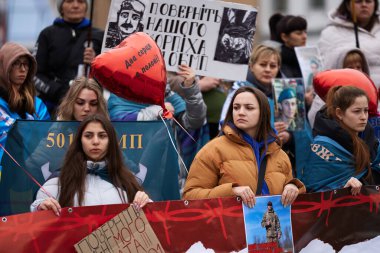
[74,205,165,252]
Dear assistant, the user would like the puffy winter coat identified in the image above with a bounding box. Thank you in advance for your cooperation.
[183,124,305,199]
[318,9,380,88]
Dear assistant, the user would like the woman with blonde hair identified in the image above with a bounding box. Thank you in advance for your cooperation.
[25,77,109,181]
[56,77,108,121]
[220,44,281,120]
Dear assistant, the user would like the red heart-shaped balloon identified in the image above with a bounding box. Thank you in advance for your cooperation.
[91,32,167,108]
[313,69,378,116]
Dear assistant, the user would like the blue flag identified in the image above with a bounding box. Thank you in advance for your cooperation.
[0,120,180,216]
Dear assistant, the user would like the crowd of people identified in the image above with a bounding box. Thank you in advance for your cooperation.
[1,0,380,216]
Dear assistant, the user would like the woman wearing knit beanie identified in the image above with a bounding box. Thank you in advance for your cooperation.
[56,0,89,17]
[33,0,103,116]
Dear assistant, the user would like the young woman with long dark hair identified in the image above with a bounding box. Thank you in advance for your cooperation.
[183,86,305,208]
[31,114,149,215]
[302,86,379,194]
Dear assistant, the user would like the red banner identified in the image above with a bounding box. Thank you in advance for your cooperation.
[292,186,380,252]
[1,187,380,252]
[0,198,245,253]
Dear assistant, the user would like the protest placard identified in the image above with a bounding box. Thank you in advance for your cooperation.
[75,205,164,253]
[102,0,257,81]
[243,195,293,253]
[294,46,323,91]
[2,190,380,252]
[272,78,306,131]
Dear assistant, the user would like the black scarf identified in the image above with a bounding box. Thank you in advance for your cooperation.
[246,70,273,99]
[280,45,302,78]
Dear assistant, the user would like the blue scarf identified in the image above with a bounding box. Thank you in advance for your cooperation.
[86,161,111,183]
[241,131,275,195]
[53,18,91,29]
[46,161,111,183]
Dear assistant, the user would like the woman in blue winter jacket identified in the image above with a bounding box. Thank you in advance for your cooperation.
[0,42,50,177]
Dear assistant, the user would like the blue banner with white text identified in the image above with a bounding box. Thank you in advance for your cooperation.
[0,120,180,216]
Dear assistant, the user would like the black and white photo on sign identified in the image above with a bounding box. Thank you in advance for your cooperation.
[214,8,257,64]
[102,0,257,81]
[273,78,306,131]
[104,0,148,49]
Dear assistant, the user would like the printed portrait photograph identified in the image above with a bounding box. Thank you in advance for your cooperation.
[243,195,294,253]
[294,46,323,91]
[273,78,306,131]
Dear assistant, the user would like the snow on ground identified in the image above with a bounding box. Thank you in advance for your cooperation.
[299,239,335,253]
[340,235,380,253]
[186,242,215,253]
[185,236,380,253]
[300,236,380,253]
[185,242,248,253]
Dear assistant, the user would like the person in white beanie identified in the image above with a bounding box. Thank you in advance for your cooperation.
[33,0,104,117]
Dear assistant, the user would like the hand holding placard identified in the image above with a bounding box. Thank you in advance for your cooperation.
[74,204,165,253]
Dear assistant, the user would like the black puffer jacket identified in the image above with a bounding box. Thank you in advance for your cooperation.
[33,18,103,108]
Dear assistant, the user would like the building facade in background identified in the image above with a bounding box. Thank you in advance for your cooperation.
[1,0,350,49]
[255,0,341,46]
[0,0,7,46]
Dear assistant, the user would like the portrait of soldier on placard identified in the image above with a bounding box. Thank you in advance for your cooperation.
[243,196,294,252]
[105,0,146,48]
[273,78,306,131]
[277,87,298,131]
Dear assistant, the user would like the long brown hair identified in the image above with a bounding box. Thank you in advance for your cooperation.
[222,86,279,144]
[0,42,37,115]
[56,77,109,120]
[58,114,142,207]
[326,85,370,174]
[9,73,36,115]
